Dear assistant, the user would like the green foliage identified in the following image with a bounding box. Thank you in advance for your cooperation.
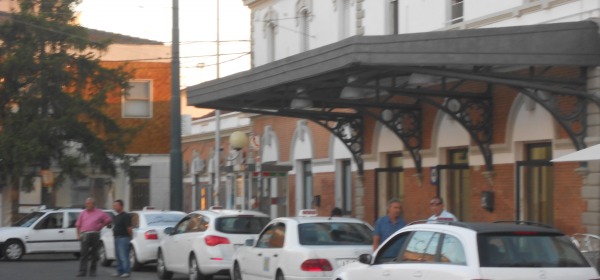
[0,0,139,190]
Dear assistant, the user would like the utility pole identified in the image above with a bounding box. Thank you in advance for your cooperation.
[170,0,183,211]
[215,0,223,208]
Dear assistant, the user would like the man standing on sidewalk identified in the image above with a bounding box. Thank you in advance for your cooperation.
[112,199,133,278]
[76,197,112,277]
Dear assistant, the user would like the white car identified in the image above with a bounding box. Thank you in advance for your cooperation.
[157,209,271,280]
[98,209,185,270]
[0,208,114,261]
[231,213,374,280]
[333,221,600,280]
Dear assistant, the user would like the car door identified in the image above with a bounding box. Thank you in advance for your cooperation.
[163,215,193,273]
[388,230,442,280]
[240,222,283,280]
[64,211,81,251]
[349,231,412,280]
[259,222,286,280]
[26,212,68,253]
[422,233,473,280]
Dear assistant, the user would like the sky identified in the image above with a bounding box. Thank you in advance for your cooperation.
[75,0,252,88]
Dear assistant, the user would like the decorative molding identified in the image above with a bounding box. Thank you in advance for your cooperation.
[262,7,279,38]
[296,0,314,26]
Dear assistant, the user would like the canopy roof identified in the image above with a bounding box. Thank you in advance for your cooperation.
[186,20,600,174]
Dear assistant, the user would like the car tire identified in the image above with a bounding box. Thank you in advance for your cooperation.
[233,262,243,280]
[99,243,112,267]
[276,270,285,280]
[189,254,208,280]
[3,240,24,261]
[157,250,173,280]
[130,246,143,271]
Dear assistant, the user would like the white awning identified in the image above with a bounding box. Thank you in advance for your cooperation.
[551,144,600,162]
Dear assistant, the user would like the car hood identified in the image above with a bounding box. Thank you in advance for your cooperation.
[0,227,29,241]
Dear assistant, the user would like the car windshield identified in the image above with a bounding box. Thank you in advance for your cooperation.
[478,233,591,268]
[145,213,185,226]
[298,222,373,246]
[13,212,46,227]
[216,216,270,234]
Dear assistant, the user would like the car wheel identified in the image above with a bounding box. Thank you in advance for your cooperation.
[3,240,24,261]
[276,270,285,280]
[233,262,243,280]
[130,246,143,271]
[189,255,208,280]
[157,250,173,280]
[99,243,112,267]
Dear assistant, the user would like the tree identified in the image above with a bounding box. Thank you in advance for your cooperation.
[0,0,139,197]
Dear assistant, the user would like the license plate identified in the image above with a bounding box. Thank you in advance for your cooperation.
[337,259,357,267]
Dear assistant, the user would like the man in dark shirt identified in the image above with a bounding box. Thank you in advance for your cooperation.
[112,199,132,278]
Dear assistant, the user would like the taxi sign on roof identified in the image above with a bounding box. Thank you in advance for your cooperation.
[298,209,318,217]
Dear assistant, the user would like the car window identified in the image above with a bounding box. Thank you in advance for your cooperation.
[256,223,285,248]
[374,231,411,264]
[131,213,140,228]
[216,216,270,234]
[298,222,372,246]
[35,212,64,230]
[13,212,45,227]
[402,231,441,263]
[185,214,208,233]
[67,212,80,228]
[174,216,191,234]
[440,234,466,265]
[478,233,590,267]
[144,213,185,227]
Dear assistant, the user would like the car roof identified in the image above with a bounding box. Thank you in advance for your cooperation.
[133,210,185,215]
[407,220,564,235]
[274,216,370,224]
[191,209,269,217]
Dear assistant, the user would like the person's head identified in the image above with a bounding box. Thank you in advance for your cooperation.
[387,198,402,219]
[429,196,445,216]
[330,207,343,217]
[85,197,95,211]
[113,199,124,213]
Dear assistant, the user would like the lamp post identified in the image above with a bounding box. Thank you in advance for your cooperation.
[227,131,248,209]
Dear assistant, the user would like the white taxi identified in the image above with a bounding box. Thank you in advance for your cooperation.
[0,208,114,261]
[157,208,271,280]
[333,221,600,280]
[98,209,185,270]
[231,210,373,280]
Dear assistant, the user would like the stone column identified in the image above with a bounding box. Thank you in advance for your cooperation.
[583,66,600,234]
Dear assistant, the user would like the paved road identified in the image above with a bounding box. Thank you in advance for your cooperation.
[0,254,231,280]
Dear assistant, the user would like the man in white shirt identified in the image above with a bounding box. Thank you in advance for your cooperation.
[428,196,458,222]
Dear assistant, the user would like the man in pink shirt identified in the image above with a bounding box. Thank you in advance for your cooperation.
[75,197,112,277]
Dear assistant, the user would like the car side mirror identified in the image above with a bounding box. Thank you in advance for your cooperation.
[164,227,175,235]
[244,238,255,246]
[358,253,372,264]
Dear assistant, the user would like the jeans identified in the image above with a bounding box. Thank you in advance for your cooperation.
[79,232,101,274]
[114,236,131,275]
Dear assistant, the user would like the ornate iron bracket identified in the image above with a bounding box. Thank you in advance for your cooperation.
[519,88,587,150]
[308,111,364,174]
[366,107,423,174]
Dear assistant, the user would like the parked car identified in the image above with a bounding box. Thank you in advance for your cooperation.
[0,208,114,261]
[231,210,373,280]
[333,221,600,280]
[98,209,185,270]
[157,209,271,280]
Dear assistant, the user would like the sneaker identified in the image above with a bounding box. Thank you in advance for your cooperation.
[120,273,130,278]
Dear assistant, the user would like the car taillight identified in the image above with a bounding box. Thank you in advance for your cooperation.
[144,229,158,240]
[204,235,230,246]
[300,259,333,271]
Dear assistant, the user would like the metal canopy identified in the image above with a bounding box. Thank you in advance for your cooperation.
[187,20,600,176]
